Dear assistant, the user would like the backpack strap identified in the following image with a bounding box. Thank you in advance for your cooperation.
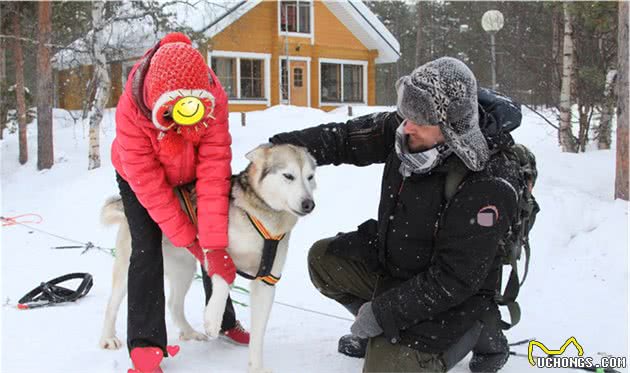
[441,150,525,330]
[496,256,522,330]
[443,158,470,202]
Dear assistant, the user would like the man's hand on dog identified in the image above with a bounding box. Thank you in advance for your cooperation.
[350,302,383,339]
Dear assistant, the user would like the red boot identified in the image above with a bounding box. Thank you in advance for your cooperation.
[220,320,250,346]
[128,346,163,373]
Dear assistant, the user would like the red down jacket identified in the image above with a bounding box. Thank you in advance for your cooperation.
[111,63,232,249]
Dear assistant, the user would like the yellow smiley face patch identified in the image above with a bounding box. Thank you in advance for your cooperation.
[172,96,205,126]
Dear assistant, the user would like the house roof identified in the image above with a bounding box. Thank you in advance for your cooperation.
[323,1,400,64]
[53,0,400,69]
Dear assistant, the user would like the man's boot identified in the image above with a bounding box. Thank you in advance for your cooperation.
[469,315,509,372]
[338,299,368,358]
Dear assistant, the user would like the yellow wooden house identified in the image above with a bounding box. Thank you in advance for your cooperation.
[53,0,400,113]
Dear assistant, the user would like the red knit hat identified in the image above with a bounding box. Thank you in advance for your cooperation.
[143,33,218,153]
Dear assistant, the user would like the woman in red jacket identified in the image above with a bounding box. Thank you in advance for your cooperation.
[111,33,248,372]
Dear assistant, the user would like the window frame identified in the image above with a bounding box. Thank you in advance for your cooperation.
[318,58,368,106]
[208,50,271,106]
[278,1,314,43]
[210,56,238,99]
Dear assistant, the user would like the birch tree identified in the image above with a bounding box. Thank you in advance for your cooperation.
[559,3,578,153]
[0,4,7,141]
[73,1,204,170]
[87,1,110,170]
[37,1,54,170]
[615,1,629,201]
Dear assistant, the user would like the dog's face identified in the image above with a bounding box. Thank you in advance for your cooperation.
[246,144,317,217]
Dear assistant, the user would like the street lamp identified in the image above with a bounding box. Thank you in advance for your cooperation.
[481,10,504,90]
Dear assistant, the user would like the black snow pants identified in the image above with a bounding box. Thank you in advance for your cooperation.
[116,172,236,356]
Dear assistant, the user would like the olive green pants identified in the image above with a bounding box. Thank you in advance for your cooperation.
[308,237,447,373]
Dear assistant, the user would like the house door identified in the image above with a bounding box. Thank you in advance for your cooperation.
[290,61,308,107]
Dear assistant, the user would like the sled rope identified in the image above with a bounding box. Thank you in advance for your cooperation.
[272,300,354,322]
[1,214,43,227]
[204,277,354,322]
[0,215,114,255]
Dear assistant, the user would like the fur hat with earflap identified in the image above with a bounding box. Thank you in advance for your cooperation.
[395,57,489,171]
[140,33,218,156]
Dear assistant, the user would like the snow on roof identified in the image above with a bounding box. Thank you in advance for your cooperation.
[53,0,400,69]
[53,1,259,69]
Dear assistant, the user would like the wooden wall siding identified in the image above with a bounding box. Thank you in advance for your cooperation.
[368,51,377,106]
[210,1,276,52]
[313,1,365,51]
[227,103,269,113]
[57,63,123,110]
[57,66,90,110]
[108,61,123,108]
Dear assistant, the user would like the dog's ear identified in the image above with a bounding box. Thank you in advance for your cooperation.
[245,143,273,162]
[287,144,318,168]
[306,151,317,169]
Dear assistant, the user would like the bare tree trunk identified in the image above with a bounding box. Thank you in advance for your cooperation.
[598,70,617,150]
[87,1,111,170]
[615,1,629,200]
[559,3,577,153]
[12,5,28,164]
[577,104,591,152]
[415,1,422,67]
[0,4,7,140]
[37,1,53,170]
[551,5,562,108]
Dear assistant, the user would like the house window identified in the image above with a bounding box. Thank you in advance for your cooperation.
[294,68,303,87]
[320,61,365,104]
[210,53,269,102]
[240,59,264,99]
[280,1,311,34]
[321,63,341,102]
[211,57,237,98]
[343,65,363,103]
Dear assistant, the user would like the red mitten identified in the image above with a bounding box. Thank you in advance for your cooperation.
[203,248,236,285]
[185,241,236,284]
[185,240,205,263]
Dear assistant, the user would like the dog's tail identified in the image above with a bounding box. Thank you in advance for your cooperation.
[101,196,125,226]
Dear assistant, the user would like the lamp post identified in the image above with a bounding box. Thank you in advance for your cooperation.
[481,10,504,90]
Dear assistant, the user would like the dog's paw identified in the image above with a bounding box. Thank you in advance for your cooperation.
[203,302,223,338]
[99,335,122,350]
[179,329,208,342]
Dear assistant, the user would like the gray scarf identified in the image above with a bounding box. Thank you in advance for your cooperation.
[394,122,453,177]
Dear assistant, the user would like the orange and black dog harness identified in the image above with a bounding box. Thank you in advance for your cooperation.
[175,184,284,286]
[235,213,285,286]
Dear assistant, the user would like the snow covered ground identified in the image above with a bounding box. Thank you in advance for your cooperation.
[1,105,628,373]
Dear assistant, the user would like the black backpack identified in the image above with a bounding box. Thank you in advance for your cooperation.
[444,88,540,330]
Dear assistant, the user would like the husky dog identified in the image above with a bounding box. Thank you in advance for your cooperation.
[99,143,317,373]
